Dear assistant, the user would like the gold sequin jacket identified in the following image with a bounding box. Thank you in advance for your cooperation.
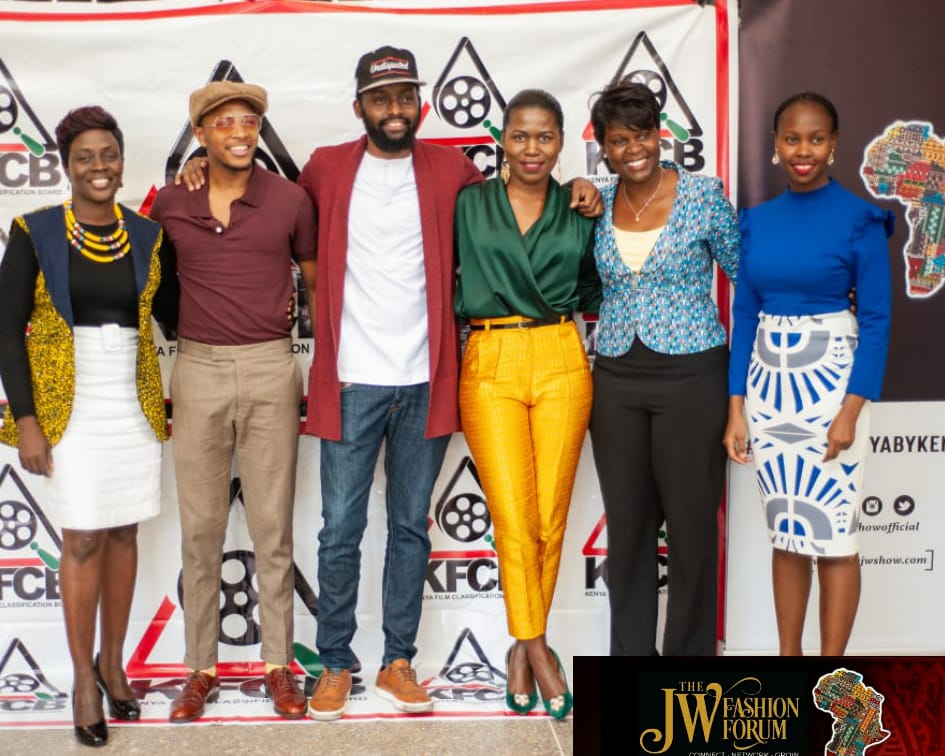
[0,204,168,447]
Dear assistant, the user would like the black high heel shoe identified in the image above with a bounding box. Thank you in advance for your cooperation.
[94,653,141,721]
[73,686,108,748]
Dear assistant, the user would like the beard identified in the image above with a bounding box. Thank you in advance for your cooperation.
[362,115,417,154]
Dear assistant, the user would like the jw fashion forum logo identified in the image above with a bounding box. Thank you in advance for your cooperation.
[637,671,806,753]
[424,456,501,599]
[583,31,705,178]
[0,465,62,608]
[0,60,64,196]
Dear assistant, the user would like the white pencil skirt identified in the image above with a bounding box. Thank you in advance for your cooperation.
[745,310,870,557]
[45,325,162,531]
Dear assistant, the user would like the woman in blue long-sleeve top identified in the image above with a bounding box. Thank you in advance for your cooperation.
[724,92,893,656]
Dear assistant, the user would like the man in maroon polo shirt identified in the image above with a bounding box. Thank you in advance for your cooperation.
[150,81,317,723]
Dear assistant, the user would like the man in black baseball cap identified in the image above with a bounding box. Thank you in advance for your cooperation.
[300,44,602,723]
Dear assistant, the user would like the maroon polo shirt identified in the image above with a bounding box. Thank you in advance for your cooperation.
[151,166,316,345]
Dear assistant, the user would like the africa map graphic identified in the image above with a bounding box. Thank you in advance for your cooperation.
[861,121,945,298]
[814,668,890,756]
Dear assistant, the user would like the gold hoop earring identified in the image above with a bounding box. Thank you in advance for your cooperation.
[828,150,835,166]
[500,161,510,185]
[771,152,780,166]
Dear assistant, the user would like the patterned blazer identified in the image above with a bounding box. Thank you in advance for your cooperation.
[594,161,740,357]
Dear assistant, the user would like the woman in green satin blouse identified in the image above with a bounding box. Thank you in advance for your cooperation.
[455,89,600,720]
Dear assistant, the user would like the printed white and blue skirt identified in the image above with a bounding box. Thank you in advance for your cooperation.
[745,311,869,557]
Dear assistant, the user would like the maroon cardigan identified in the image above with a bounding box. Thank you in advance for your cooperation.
[298,136,483,441]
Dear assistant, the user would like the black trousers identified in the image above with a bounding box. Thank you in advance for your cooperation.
[589,340,728,656]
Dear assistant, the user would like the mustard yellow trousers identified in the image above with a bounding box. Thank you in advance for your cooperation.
[459,317,592,639]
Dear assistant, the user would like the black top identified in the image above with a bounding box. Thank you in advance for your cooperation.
[0,221,178,419]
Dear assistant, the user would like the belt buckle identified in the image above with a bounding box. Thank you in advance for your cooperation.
[101,323,122,352]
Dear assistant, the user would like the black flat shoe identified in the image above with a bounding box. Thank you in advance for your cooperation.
[94,653,141,721]
[73,687,108,748]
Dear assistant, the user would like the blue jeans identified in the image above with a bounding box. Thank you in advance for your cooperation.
[317,382,449,670]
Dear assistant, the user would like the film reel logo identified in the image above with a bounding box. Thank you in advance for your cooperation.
[433,456,493,547]
[0,59,63,192]
[0,638,67,713]
[426,456,500,595]
[425,628,503,703]
[164,60,300,186]
[425,37,507,180]
[174,477,320,649]
[0,465,62,605]
[584,32,705,176]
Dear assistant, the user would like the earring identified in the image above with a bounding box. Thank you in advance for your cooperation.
[771,152,780,165]
[828,150,835,166]
[500,160,510,185]
[555,161,563,183]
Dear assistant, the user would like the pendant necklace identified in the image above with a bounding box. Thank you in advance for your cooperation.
[622,167,664,223]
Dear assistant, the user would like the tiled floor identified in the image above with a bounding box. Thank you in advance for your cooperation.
[0,717,574,755]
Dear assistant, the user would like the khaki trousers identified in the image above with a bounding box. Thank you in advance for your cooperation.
[171,337,302,669]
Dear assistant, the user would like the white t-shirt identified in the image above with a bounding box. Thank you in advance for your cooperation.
[337,152,429,385]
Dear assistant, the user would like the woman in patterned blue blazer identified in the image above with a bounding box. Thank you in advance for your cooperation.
[588,82,740,656]
[724,93,892,656]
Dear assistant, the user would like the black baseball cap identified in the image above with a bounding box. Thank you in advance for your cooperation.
[355,45,425,94]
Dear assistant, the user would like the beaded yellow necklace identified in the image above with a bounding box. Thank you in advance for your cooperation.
[64,200,130,263]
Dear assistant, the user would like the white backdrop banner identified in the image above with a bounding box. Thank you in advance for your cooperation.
[0,0,736,725]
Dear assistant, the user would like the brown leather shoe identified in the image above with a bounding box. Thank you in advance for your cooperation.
[375,659,433,713]
[169,672,220,724]
[264,667,307,719]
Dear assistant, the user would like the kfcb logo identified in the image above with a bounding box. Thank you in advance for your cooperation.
[421,38,507,180]
[425,456,501,598]
[584,32,705,176]
[0,465,62,606]
[0,638,68,713]
[583,514,669,593]
[423,628,504,704]
[0,60,64,194]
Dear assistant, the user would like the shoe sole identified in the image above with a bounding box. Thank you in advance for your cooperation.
[375,685,434,713]
[307,702,346,721]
